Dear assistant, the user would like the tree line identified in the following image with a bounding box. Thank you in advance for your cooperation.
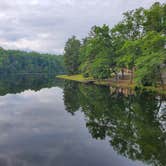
[64,2,166,86]
[0,47,65,74]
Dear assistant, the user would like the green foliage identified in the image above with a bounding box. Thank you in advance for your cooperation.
[91,58,111,79]
[135,32,166,85]
[144,2,166,34]
[63,2,166,87]
[117,39,142,69]
[79,25,113,79]
[64,36,81,75]
[0,47,64,74]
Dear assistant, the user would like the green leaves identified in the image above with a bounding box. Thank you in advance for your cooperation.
[64,36,81,75]
[0,48,64,74]
[144,2,166,34]
[134,32,166,86]
[63,2,166,87]
[79,25,113,79]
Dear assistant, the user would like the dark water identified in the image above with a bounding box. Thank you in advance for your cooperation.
[0,74,165,166]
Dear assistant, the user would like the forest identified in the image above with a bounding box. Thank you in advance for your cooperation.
[64,2,166,87]
[0,47,64,74]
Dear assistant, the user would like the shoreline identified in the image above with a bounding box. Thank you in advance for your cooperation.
[56,74,166,96]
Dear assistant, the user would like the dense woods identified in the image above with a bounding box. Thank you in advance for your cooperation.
[0,47,64,74]
[64,2,166,87]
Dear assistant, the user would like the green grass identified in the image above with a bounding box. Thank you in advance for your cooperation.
[56,74,93,83]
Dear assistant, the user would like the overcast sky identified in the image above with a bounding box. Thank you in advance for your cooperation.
[0,0,165,54]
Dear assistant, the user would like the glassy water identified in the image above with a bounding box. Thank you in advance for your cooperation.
[0,74,165,166]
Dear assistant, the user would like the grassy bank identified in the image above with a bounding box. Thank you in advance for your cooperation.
[56,74,94,83]
[57,74,134,87]
[56,74,166,95]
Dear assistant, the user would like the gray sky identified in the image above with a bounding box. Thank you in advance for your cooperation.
[0,0,165,54]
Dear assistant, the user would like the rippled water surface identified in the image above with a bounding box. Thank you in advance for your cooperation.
[0,74,165,166]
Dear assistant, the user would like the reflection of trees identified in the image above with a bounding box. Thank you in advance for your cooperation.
[108,92,166,166]
[63,81,166,166]
[0,74,63,95]
[63,81,80,115]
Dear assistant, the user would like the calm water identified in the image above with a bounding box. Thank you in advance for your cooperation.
[0,74,165,166]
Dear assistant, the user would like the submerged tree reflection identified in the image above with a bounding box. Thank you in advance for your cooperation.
[63,81,80,115]
[0,74,63,95]
[63,81,166,166]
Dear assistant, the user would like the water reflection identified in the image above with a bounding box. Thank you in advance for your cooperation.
[63,81,166,166]
[0,75,165,166]
[0,74,63,95]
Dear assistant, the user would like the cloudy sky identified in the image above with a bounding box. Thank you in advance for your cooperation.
[0,0,165,54]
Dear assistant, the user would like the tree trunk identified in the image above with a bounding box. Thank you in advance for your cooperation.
[121,68,124,79]
[114,71,118,83]
[130,68,134,84]
[159,67,164,89]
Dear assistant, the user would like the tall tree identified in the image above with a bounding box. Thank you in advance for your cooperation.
[64,36,81,75]
[144,2,166,34]
[135,32,166,86]
[79,25,113,79]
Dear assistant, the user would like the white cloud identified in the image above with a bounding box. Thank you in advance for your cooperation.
[0,0,165,54]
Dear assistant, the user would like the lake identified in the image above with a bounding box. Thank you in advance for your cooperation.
[0,74,165,166]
